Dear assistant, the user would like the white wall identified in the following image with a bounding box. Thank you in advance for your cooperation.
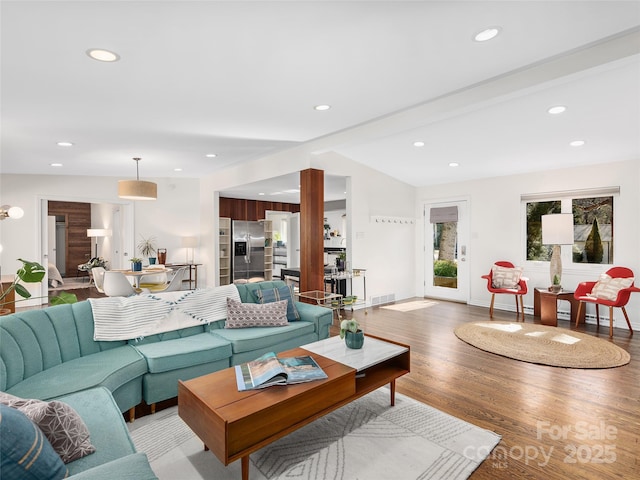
[416,159,640,331]
[0,174,200,304]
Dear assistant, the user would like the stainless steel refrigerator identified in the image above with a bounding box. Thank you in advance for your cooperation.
[232,220,266,281]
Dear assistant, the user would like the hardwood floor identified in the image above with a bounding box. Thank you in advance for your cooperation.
[335,300,639,480]
[27,290,638,478]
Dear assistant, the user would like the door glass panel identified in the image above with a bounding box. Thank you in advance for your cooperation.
[433,221,457,289]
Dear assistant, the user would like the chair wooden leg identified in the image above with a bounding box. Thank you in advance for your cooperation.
[519,296,525,322]
[151,403,156,414]
[489,294,495,318]
[575,302,583,328]
[595,304,600,328]
[514,296,519,318]
[128,407,135,423]
[621,307,634,335]
[609,307,614,338]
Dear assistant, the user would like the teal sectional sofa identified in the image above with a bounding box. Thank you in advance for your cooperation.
[0,280,332,477]
[0,280,332,414]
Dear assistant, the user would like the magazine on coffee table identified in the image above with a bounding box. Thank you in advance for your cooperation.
[235,351,328,391]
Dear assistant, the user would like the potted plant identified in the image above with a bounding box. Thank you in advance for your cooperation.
[0,259,76,314]
[340,318,364,349]
[336,251,347,271]
[137,235,157,264]
[130,258,143,272]
[550,274,562,293]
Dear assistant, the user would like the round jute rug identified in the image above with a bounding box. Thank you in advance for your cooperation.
[454,321,630,369]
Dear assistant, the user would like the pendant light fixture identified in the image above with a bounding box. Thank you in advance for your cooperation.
[118,157,157,200]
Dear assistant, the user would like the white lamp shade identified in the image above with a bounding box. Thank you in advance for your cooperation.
[542,214,574,245]
[7,206,24,219]
[87,228,112,237]
[181,236,198,248]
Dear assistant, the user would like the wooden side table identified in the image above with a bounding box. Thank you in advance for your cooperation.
[533,288,585,327]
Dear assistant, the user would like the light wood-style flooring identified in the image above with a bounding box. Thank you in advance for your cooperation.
[336,300,639,480]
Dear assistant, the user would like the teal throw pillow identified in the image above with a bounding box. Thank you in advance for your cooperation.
[0,404,68,480]
[257,284,301,321]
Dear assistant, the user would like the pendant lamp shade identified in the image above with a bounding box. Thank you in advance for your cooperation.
[118,157,157,200]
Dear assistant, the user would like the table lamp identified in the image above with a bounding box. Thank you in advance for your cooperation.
[541,214,574,291]
[181,236,198,264]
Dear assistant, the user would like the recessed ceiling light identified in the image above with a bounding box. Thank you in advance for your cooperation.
[314,105,331,111]
[413,141,425,147]
[570,140,585,147]
[86,48,120,62]
[57,141,74,147]
[205,153,217,158]
[548,105,567,115]
[174,168,183,172]
[50,163,63,167]
[473,27,501,42]
[258,192,265,196]
[449,162,459,167]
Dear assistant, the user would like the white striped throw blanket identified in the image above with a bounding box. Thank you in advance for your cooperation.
[90,285,240,341]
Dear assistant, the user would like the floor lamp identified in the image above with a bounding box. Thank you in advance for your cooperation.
[181,236,198,264]
[87,229,112,258]
[541,214,574,291]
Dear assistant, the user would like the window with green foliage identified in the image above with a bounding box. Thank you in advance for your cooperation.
[526,200,561,261]
[572,196,613,264]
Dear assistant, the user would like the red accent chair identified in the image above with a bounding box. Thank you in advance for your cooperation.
[574,267,639,337]
[482,261,528,321]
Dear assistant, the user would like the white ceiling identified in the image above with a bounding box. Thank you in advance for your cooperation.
[2,1,639,203]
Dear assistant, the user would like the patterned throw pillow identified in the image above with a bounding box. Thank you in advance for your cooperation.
[225,297,289,328]
[491,265,523,289]
[256,284,301,321]
[0,404,69,479]
[590,274,634,301]
[0,392,95,464]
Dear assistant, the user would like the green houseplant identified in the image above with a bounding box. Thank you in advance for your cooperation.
[130,257,143,271]
[137,235,157,264]
[340,318,364,349]
[0,259,76,314]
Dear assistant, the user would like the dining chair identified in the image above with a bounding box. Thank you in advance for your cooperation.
[574,266,639,337]
[139,267,187,293]
[481,261,528,321]
[103,271,138,297]
[91,267,106,294]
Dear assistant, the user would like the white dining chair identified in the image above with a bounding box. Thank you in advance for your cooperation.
[91,267,106,294]
[140,267,187,293]
[103,271,138,297]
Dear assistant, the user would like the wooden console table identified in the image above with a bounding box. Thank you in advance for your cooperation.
[166,263,201,289]
[533,288,585,327]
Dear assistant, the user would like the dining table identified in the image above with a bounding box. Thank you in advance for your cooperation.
[112,267,172,289]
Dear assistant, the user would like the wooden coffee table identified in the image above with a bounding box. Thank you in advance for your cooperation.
[178,334,410,480]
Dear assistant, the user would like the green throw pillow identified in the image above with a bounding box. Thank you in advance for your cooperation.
[0,404,68,480]
[256,284,301,321]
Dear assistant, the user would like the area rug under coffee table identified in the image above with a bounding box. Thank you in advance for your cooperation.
[454,321,630,368]
[129,387,501,480]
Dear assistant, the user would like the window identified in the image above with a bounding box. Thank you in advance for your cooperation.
[572,196,613,264]
[522,188,618,265]
[526,201,561,261]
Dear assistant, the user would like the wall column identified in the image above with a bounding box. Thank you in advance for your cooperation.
[299,168,324,293]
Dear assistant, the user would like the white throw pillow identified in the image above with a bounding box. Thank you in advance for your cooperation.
[491,265,523,289]
[589,274,633,301]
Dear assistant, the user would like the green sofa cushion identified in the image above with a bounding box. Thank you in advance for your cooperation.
[0,404,68,480]
[7,347,147,402]
[133,333,232,373]
[236,280,287,304]
[211,321,315,354]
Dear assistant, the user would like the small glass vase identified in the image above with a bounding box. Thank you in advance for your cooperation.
[345,330,365,349]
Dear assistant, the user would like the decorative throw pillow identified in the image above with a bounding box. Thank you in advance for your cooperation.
[590,274,634,301]
[491,265,523,289]
[225,297,289,328]
[256,284,301,321]
[0,404,69,479]
[0,392,96,464]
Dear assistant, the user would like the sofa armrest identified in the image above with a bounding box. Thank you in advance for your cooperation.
[294,301,333,339]
[69,453,157,479]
